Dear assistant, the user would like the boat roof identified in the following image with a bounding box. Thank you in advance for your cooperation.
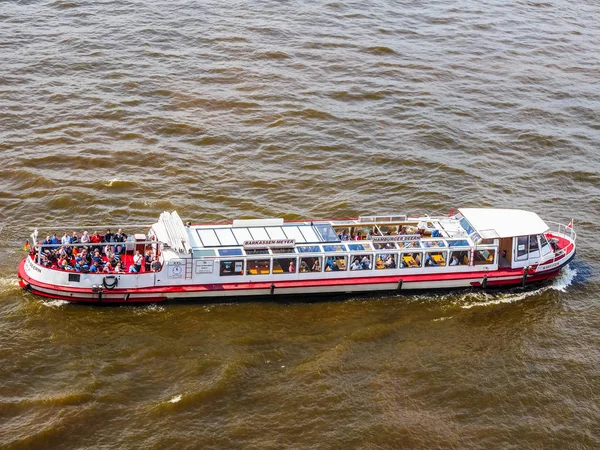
[458,208,549,239]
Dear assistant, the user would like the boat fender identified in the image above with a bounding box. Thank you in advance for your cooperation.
[397,279,403,291]
[270,283,275,295]
[103,275,118,290]
[481,275,488,289]
[521,267,529,287]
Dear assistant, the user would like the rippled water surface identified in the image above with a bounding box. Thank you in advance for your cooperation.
[1,0,599,448]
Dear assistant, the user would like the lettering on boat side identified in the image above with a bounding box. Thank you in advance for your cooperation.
[539,261,560,270]
[243,239,296,248]
[26,258,42,273]
[372,235,420,243]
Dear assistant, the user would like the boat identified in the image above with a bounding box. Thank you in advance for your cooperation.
[17,208,576,303]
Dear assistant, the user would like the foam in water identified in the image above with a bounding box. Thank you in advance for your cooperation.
[169,394,182,403]
[460,265,577,309]
[41,299,70,308]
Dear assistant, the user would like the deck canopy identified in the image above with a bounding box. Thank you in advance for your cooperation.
[458,208,549,239]
[191,222,340,248]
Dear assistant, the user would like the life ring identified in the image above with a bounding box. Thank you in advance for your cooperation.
[103,275,118,290]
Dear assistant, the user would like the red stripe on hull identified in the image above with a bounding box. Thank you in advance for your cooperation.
[18,257,566,304]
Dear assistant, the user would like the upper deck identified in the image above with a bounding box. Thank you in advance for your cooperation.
[152,211,484,259]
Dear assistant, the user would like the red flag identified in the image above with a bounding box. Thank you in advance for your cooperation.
[566,219,573,229]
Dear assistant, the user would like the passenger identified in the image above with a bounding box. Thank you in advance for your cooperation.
[312,259,321,272]
[89,261,100,273]
[385,255,395,268]
[102,229,114,248]
[50,233,60,247]
[61,232,71,246]
[356,231,362,241]
[288,260,296,273]
[350,257,361,271]
[400,226,407,235]
[331,260,340,271]
[450,255,459,266]
[42,235,52,249]
[325,257,335,272]
[128,264,138,273]
[144,249,153,271]
[90,231,102,252]
[92,250,103,265]
[151,257,162,272]
[426,255,438,266]
[114,262,125,273]
[81,231,91,250]
[113,228,127,245]
[360,255,371,270]
[300,261,309,273]
[71,231,79,245]
[103,262,113,273]
[133,250,143,272]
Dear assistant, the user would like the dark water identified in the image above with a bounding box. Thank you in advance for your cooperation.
[1,0,599,448]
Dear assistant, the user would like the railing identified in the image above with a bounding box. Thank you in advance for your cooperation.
[544,220,577,264]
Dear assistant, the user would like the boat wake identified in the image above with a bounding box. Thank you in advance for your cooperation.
[41,299,71,308]
[460,264,577,309]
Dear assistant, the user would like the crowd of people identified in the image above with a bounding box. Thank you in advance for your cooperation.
[336,225,423,241]
[33,229,162,274]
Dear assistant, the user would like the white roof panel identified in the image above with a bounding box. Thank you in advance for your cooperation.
[265,227,287,240]
[298,225,320,242]
[248,227,270,240]
[283,226,307,243]
[215,228,238,246]
[232,228,253,245]
[459,208,548,238]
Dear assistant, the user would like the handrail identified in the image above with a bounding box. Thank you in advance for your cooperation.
[543,220,576,266]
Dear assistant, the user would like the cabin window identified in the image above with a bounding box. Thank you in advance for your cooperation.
[273,258,297,274]
[425,251,446,267]
[350,254,372,270]
[220,260,244,276]
[218,248,243,256]
[245,248,269,255]
[323,244,347,252]
[373,242,397,250]
[421,240,446,248]
[399,240,420,249]
[449,250,470,266]
[459,217,475,235]
[271,247,296,254]
[324,255,347,271]
[297,245,321,253]
[300,256,322,273]
[448,240,470,247]
[474,249,495,265]
[516,236,528,260]
[378,225,399,235]
[246,259,271,275]
[400,252,421,268]
[348,243,372,251]
[540,234,552,256]
[529,235,540,257]
[375,253,397,269]
[313,224,340,242]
